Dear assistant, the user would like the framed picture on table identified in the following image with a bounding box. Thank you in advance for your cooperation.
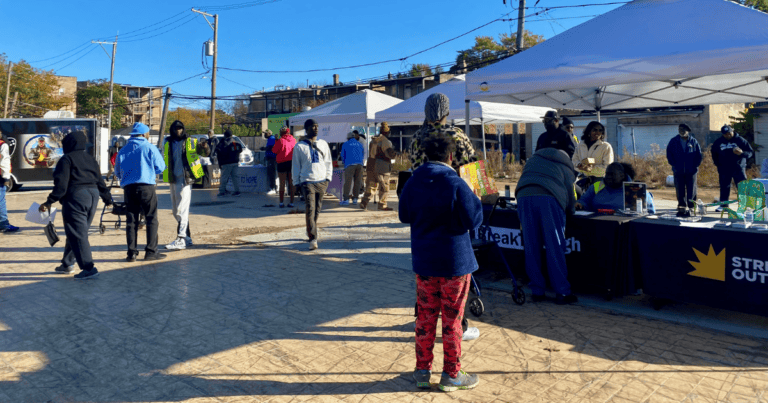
[623,182,648,212]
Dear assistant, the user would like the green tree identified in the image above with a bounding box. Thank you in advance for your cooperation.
[0,53,71,117]
[164,107,234,135]
[409,63,433,77]
[731,106,760,160]
[75,80,130,130]
[450,30,545,74]
[729,0,768,12]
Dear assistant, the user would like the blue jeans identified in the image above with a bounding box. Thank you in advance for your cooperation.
[518,195,571,296]
[0,185,9,230]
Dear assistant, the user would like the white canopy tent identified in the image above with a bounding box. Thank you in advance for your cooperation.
[465,0,768,120]
[291,89,402,143]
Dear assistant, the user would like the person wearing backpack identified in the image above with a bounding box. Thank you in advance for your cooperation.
[215,130,243,197]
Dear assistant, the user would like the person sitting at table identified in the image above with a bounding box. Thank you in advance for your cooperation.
[576,162,656,213]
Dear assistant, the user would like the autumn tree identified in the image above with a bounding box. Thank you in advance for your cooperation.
[0,53,71,117]
[409,63,433,77]
[450,30,545,74]
[75,80,130,130]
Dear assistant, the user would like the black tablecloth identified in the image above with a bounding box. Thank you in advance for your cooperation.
[629,217,768,315]
[475,206,640,297]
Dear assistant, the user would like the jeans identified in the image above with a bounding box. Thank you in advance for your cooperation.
[266,159,277,191]
[219,163,240,193]
[518,195,571,296]
[170,182,192,239]
[674,173,697,209]
[61,187,99,271]
[301,181,328,241]
[124,184,159,256]
[0,185,8,230]
[719,168,747,203]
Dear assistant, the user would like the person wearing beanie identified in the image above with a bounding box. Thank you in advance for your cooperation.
[162,120,210,251]
[361,122,397,210]
[38,131,114,279]
[215,129,243,197]
[712,125,754,210]
[292,119,332,250]
[536,110,578,159]
[116,122,167,262]
[260,129,278,195]
[339,130,365,206]
[410,93,477,171]
[272,126,297,207]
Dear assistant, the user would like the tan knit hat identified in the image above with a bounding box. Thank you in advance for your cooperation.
[380,122,390,134]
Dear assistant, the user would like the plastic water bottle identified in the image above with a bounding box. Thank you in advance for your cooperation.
[696,199,705,216]
[746,208,754,224]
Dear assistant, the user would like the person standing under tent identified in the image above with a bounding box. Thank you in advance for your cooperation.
[666,124,702,216]
[361,122,397,211]
[272,127,297,208]
[340,131,365,206]
[712,125,753,211]
[536,110,578,159]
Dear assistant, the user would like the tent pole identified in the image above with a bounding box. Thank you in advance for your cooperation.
[465,100,470,137]
[597,110,601,121]
[481,117,487,161]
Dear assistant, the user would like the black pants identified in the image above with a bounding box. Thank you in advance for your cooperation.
[266,159,277,191]
[718,168,747,203]
[124,184,159,256]
[61,187,99,271]
[674,173,697,209]
[302,181,328,241]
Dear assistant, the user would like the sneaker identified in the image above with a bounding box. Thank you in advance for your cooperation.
[1,225,19,233]
[715,206,723,213]
[555,294,578,305]
[267,189,277,195]
[287,203,295,208]
[339,200,349,206]
[217,192,228,197]
[462,327,480,341]
[164,237,186,250]
[279,203,285,208]
[126,255,137,263]
[413,369,432,389]
[531,294,546,303]
[144,253,167,261]
[351,199,358,205]
[55,264,75,274]
[309,239,318,250]
[74,268,99,280]
[185,237,193,246]
[232,192,241,197]
[438,370,479,392]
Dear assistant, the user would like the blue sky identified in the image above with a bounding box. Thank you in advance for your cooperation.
[2,0,625,110]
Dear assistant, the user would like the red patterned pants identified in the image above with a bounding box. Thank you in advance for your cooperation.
[415,273,470,377]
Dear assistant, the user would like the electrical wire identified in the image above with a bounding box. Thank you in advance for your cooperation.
[120,15,199,43]
[53,46,99,72]
[40,44,97,69]
[28,41,93,63]
[195,0,282,12]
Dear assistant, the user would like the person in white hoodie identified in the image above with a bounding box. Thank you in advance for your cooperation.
[292,119,333,250]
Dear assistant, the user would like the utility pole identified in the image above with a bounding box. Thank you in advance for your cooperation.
[93,35,118,138]
[3,62,12,118]
[157,87,172,148]
[516,0,526,52]
[192,8,218,134]
[9,92,18,117]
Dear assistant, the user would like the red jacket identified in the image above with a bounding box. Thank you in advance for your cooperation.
[273,135,296,164]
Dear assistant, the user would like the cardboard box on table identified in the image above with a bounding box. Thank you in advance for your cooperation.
[459,161,499,204]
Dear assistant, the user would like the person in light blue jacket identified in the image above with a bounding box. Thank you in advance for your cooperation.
[339,131,365,205]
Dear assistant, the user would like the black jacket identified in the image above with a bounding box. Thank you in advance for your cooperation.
[711,134,753,172]
[515,148,577,214]
[536,127,578,159]
[46,132,111,205]
[215,136,243,166]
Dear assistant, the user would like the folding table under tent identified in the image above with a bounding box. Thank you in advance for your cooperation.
[290,89,402,144]
[374,75,553,157]
[465,0,768,119]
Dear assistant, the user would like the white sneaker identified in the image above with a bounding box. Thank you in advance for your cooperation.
[309,239,318,250]
[164,237,186,250]
[267,190,277,195]
[185,237,193,246]
[462,327,480,341]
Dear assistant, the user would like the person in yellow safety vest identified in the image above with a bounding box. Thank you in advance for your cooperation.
[163,120,210,251]
[575,162,656,213]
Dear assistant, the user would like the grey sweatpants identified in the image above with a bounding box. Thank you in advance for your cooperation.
[219,163,240,193]
[170,182,192,239]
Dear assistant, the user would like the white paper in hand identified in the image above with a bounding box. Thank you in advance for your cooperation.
[25,202,57,225]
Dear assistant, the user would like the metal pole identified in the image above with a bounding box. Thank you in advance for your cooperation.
[465,100,470,137]
[210,14,219,134]
[3,62,12,118]
[516,0,526,51]
[481,117,487,160]
[108,37,117,137]
[157,87,172,148]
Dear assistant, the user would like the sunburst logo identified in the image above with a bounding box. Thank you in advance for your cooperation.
[688,245,726,281]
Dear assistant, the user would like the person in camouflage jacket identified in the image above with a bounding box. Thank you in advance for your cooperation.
[410,93,478,171]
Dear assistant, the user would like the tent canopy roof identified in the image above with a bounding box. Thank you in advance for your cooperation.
[291,89,402,125]
[466,0,768,110]
[375,75,552,124]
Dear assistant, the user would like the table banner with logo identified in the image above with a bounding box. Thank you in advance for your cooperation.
[473,205,639,297]
[225,166,271,193]
[630,217,768,316]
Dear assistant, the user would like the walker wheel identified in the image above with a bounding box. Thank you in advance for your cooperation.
[512,288,526,305]
[99,224,106,234]
[468,297,484,317]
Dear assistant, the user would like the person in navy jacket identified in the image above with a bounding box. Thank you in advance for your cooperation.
[666,124,702,214]
[399,133,482,392]
[712,125,753,209]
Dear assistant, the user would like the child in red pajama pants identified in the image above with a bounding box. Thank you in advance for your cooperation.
[398,132,483,392]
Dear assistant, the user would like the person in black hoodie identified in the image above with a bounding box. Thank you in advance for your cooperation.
[215,130,243,196]
[39,131,112,280]
[535,110,578,159]
[712,125,754,209]
[515,147,578,304]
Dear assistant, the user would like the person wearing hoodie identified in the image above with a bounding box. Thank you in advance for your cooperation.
[272,126,297,208]
[340,131,365,206]
[515,147,578,305]
[292,119,332,251]
[666,124,702,215]
[712,125,754,210]
[536,110,578,159]
[215,130,243,197]
[260,129,278,195]
[38,131,113,279]
[0,131,19,233]
[399,133,482,392]
[163,120,210,250]
[115,123,167,262]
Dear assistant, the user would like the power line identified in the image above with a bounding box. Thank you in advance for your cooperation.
[40,44,96,69]
[54,46,99,72]
[195,0,282,12]
[28,41,93,63]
